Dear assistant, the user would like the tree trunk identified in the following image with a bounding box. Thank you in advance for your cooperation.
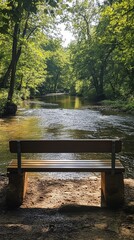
[1,12,29,89]
[97,64,105,100]
[3,22,19,116]
[0,61,12,88]
[54,73,60,92]
[1,46,22,88]
[17,75,23,91]
[7,22,19,102]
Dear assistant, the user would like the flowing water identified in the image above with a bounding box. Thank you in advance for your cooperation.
[0,94,134,178]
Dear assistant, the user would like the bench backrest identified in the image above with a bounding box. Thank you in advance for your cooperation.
[9,139,122,173]
[9,139,122,153]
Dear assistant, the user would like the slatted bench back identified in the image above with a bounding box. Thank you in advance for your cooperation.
[9,139,122,153]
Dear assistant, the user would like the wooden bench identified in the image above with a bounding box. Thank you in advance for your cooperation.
[6,139,125,208]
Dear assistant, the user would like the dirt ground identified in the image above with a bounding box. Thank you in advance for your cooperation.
[0,174,134,240]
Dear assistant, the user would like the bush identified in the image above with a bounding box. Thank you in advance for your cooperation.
[0,90,8,116]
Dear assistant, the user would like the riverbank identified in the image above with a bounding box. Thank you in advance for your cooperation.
[87,104,134,116]
[97,100,134,115]
[0,174,134,240]
[0,94,134,117]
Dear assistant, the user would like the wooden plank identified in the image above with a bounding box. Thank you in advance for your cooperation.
[8,159,124,164]
[8,159,124,165]
[7,159,124,172]
[9,139,122,153]
[9,159,118,163]
[7,168,124,173]
[9,162,122,166]
[9,163,116,167]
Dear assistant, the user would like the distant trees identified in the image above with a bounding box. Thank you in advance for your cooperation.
[39,39,71,94]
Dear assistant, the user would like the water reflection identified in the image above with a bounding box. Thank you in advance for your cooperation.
[30,95,88,109]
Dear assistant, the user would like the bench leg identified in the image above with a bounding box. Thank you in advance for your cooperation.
[6,172,28,208]
[101,172,124,208]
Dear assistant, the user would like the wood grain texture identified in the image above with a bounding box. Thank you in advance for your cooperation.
[7,159,124,172]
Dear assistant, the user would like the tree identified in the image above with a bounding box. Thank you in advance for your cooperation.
[99,0,134,99]
[68,0,112,100]
[69,0,134,101]
[0,0,63,115]
[16,31,48,99]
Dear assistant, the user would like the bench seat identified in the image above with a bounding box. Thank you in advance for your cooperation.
[7,159,124,172]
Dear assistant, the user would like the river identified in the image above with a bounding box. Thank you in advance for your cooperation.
[0,94,134,178]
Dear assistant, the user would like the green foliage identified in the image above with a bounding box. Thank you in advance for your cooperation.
[0,90,8,116]
[0,0,133,116]
[99,0,134,98]
[75,80,83,95]
[68,0,134,102]
[37,38,73,95]
[75,78,91,97]
[101,97,134,113]
[0,0,69,115]
[16,31,48,99]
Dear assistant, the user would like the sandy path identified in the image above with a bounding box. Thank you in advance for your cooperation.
[0,174,134,240]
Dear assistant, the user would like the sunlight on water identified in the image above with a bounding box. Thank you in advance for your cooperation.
[0,95,134,177]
